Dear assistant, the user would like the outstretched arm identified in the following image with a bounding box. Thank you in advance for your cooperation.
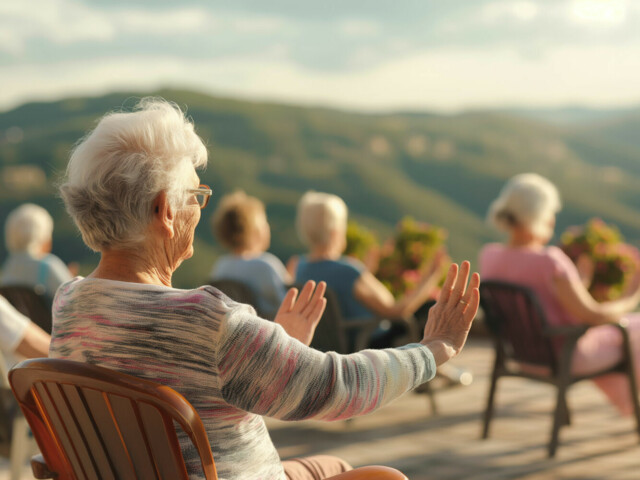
[553,269,640,325]
[217,262,479,421]
[353,250,446,319]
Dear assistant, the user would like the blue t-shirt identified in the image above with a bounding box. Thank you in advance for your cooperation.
[295,256,371,321]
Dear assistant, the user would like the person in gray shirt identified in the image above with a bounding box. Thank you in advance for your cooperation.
[210,191,290,318]
[1,204,73,303]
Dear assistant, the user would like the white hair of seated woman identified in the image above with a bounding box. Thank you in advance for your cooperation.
[487,173,561,239]
[60,98,207,252]
[5,203,54,255]
[296,191,348,248]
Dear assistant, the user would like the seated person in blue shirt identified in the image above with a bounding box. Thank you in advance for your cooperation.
[294,191,444,349]
[210,191,291,318]
[1,204,73,304]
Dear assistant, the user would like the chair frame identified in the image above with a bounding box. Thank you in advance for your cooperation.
[9,358,218,479]
[0,285,52,333]
[209,278,270,319]
[480,280,640,457]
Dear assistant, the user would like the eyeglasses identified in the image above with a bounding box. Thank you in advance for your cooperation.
[188,184,213,209]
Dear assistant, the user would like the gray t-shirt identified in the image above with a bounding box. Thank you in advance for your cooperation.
[211,252,288,318]
[1,252,72,302]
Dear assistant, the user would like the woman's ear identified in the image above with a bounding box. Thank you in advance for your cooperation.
[152,191,175,239]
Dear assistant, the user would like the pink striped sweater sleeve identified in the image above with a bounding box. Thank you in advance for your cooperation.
[217,307,436,421]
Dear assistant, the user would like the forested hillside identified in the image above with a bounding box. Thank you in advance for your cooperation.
[1,89,639,287]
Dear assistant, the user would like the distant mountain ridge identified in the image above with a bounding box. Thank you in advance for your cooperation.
[1,89,639,288]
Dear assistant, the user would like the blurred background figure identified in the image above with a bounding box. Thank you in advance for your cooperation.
[295,191,445,349]
[1,204,73,304]
[210,191,291,319]
[480,173,640,415]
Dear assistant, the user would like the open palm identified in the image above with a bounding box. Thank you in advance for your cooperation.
[275,281,327,346]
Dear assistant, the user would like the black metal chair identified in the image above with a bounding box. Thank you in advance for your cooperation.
[209,278,267,317]
[308,287,382,355]
[0,285,52,334]
[480,280,640,457]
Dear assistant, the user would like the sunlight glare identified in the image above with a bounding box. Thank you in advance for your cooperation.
[571,0,627,25]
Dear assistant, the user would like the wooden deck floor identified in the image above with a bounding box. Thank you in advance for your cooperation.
[267,338,640,480]
[2,338,639,479]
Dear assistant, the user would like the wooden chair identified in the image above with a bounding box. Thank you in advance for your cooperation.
[0,285,52,334]
[9,358,408,480]
[480,280,640,457]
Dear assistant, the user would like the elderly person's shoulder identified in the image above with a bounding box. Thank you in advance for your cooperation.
[55,277,257,321]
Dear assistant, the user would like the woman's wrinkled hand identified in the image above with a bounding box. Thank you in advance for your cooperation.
[275,281,327,346]
[421,261,480,366]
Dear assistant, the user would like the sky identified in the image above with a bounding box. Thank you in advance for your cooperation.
[1,0,639,113]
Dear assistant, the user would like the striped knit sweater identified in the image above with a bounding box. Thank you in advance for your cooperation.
[50,277,437,480]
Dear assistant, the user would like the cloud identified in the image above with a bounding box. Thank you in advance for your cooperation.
[481,1,539,22]
[0,1,291,57]
[116,7,213,35]
[0,0,114,54]
[570,0,627,26]
[338,19,381,37]
[2,40,640,113]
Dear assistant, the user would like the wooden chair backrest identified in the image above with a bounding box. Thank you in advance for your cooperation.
[480,280,557,369]
[0,285,52,334]
[9,358,218,480]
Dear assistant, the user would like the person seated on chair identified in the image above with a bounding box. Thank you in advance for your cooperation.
[51,98,480,480]
[480,172,640,415]
[1,204,73,303]
[210,191,290,318]
[0,295,50,374]
[294,191,446,350]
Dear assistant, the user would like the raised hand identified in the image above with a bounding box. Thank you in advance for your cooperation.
[275,281,327,346]
[421,261,480,366]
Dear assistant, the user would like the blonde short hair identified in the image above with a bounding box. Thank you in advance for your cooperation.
[60,98,207,251]
[5,203,54,254]
[296,191,347,247]
[212,191,265,250]
[487,173,561,239]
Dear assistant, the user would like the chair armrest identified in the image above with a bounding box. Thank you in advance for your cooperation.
[326,466,408,480]
[31,454,57,479]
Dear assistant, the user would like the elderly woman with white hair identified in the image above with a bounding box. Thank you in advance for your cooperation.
[480,172,640,415]
[50,98,479,480]
[295,191,447,349]
[1,203,72,302]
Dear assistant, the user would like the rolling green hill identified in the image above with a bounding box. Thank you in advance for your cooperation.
[1,89,639,288]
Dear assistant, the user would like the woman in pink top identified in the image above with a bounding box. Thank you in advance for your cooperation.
[480,173,640,415]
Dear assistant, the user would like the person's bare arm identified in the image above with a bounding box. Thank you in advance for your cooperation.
[353,270,439,319]
[353,250,445,319]
[14,322,51,358]
[553,272,640,326]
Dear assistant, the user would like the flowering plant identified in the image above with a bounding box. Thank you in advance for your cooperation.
[560,218,640,302]
[375,218,448,297]
[344,221,379,263]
